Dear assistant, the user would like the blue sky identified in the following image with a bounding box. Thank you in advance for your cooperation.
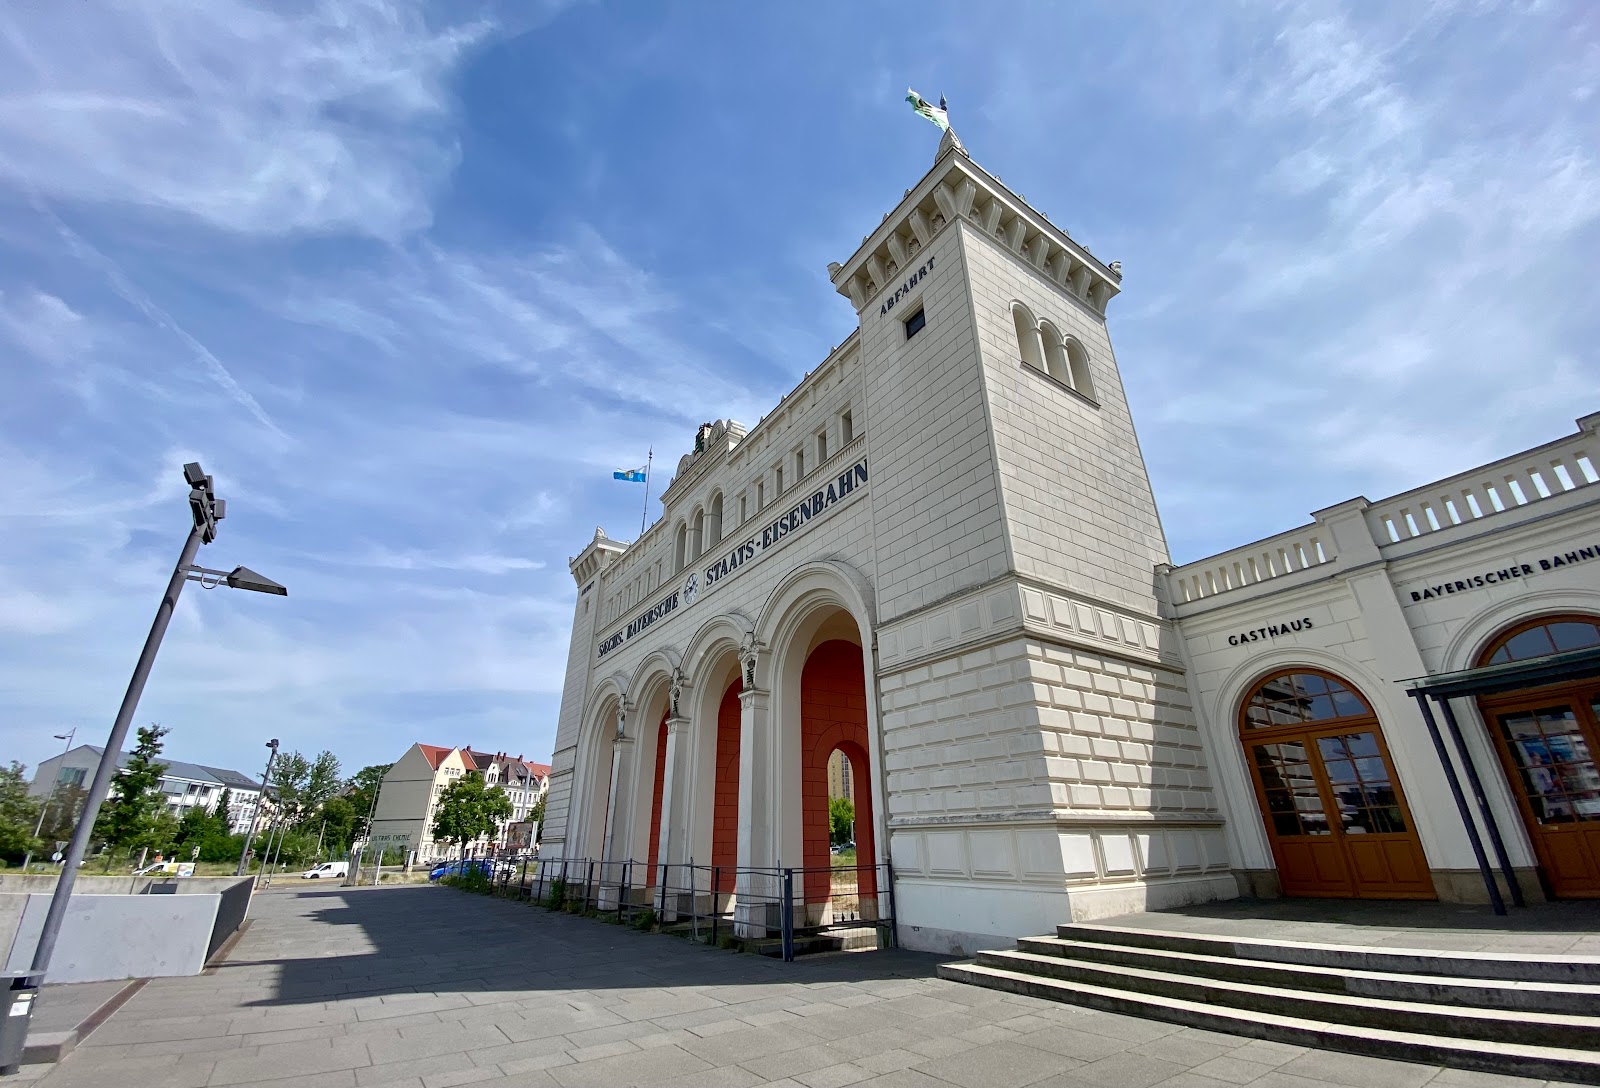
[2,1,1596,781]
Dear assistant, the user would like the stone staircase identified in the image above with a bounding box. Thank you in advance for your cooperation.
[938,921,1600,1083]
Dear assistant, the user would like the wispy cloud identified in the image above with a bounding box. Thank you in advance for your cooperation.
[0,0,494,239]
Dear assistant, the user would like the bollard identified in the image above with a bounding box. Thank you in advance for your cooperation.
[781,868,795,963]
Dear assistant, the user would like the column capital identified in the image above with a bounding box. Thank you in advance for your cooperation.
[665,715,691,736]
[738,686,770,709]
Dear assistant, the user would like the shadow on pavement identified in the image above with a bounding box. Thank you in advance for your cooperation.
[231,885,952,1008]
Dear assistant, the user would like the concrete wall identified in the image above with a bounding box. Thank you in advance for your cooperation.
[4,891,223,983]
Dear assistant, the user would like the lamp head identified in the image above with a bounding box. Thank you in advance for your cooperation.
[225,566,288,596]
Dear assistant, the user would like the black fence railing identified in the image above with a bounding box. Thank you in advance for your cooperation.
[449,849,898,961]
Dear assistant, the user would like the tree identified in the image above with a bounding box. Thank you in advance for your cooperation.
[39,782,88,846]
[529,791,547,844]
[303,751,342,821]
[213,788,234,835]
[0,762,42,862]
[94,723,171,858]
[345,764,391,836]
[318,796,357,856]
[829,797,855,846]
[431,772,513,857]
[269,751,312,825]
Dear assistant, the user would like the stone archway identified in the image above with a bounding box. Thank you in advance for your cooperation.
[800,640,878,920]
[712,677,742,893]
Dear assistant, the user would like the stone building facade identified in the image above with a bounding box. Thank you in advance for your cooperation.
[541,133,1600,953]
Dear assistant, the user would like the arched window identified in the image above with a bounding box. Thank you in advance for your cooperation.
[1241,670,1371,729]
[1064,337,1094,398]
[706,492,724,549]
[1012,302,1044,372]
[1039,321,1071,386]
[1478,615,1600,666]
[673,521,687,574]
[689,508,704,562]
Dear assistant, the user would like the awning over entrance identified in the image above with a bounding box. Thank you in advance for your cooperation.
[1404,645,1600,701]
[1401,645,1600,916]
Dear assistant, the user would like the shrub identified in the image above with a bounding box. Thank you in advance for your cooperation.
[440,868,493,894]
[544,878,566,910]
[633,908,656,932]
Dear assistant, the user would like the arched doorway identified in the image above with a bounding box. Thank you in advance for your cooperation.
[1474,615,1600,898]
[801,640,877,920]
[712,678,742,894]
[644,709,668,887]
[1240,669,1434,899]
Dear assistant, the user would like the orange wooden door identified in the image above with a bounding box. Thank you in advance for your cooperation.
[1242,671,1434,901]
[1480,691,1600,898]
[1472,617,1600,899]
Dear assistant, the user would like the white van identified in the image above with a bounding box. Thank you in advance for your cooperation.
[299,861,348,880]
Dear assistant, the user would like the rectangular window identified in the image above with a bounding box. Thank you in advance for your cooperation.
[904,307,926,339]
[796,448,805,479]
[757,480,766,509]
[841,409,854,445]
[61,767,86,787]
[775,465,784,494]
[817,430,828,463]
[739,494,747,523]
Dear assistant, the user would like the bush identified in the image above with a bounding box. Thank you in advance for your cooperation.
[544,878,566,910]
[633,908,656,932]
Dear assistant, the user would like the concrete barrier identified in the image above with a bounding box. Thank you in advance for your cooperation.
[1,877,254,983]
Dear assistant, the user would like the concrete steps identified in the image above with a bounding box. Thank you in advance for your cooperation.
[937,922,1600,1083]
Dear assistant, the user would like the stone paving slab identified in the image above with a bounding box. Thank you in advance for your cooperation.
[11,885,1587,1087]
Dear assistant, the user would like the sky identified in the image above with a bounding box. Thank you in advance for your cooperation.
[2,1,1597,783]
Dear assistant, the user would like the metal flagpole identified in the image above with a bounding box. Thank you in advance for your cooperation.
[639,447,653,537]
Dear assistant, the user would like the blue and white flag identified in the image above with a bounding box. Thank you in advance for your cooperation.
[613,466,648,483]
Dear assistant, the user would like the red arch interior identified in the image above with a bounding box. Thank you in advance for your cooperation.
[801,639,876,902]
[644,708,668,884]
[712,678,742,893]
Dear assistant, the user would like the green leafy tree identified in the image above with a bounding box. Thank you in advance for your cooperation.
[345,764,391,836]
[829,796,855,846]
[212,788,234,835]
[529,791,547,844]
[269,751,312,825]
[317,796,358,856]
[174,804,212,848]
[0,762,42,862]
[303,751,342,823]
[431,772,513,857]
[39,782,88,847]
[93,724,171,859]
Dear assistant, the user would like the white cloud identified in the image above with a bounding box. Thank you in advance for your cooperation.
[0,1,495,239]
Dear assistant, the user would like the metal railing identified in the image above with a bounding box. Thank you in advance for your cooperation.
[444,849,898,961]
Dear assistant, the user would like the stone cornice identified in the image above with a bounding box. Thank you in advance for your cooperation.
[831,149,1122,317]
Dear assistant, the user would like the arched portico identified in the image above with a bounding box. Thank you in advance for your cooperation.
[740,560,883,932]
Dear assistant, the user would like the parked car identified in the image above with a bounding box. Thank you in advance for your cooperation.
[427,859,496,882]
[300,861,348,880]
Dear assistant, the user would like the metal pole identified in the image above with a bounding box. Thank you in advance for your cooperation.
[640,447,653,537]
[237,743,279,875]
[28,526,203,979]
[1436,696,1525,908]
[1408,690,1504,914]
[781,868,795,962]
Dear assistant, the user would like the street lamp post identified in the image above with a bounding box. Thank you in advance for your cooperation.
[21,731,75,874]
[2,462,287,1077]
[236,740,278,876]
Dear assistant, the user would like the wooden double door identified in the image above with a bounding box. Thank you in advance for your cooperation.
[1242,670,1435,900]
[1480,684,1600,898]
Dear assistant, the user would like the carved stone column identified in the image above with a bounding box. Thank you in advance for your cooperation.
[598,702,634,910]
[734,677,778,937]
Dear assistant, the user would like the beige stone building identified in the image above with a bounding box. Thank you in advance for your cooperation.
[368,744,550,865]
[542,130,1600,953]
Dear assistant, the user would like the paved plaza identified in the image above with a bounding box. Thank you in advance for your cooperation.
[17,884,1582,1088]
